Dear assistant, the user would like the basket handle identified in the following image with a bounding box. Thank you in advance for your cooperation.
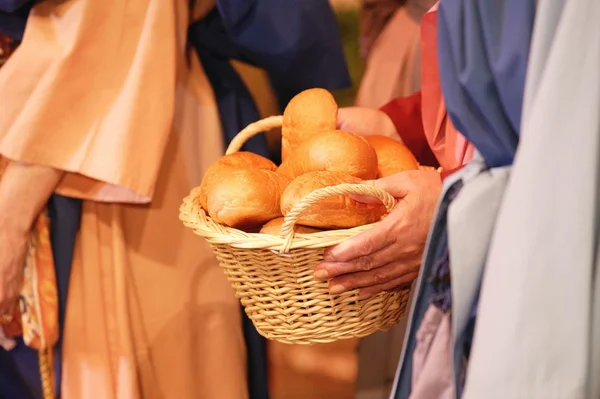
[225,115,283,155]
[278,183,397,253]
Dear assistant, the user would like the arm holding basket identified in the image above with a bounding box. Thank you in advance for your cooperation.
[0,161,62,316]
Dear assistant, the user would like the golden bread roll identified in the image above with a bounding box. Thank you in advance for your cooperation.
[205,169,290,230]
[277,130,379,180]
[365,135,419,177]
[259,217,321,235]
[280,171,388,229]
[281,88,338,160]
[200,152,277,211]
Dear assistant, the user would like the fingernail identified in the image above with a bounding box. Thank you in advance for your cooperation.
[329,284,345,295]
[314,269,329,280]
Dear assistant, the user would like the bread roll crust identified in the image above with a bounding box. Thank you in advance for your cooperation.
[365,135,419,177]
[205,169,289,230]
[200,152,277,210]
[277,130,379,180]
[280,171,388,229]
[259,217,321,235]
[282,88,338,160]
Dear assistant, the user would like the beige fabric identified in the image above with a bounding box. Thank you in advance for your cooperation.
[356,0,435,108]
[0,0,248,398]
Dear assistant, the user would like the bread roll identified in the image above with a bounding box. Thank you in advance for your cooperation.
[205,169,290,230]
[200,152,277,210]
[281,88,338,160]
[365,135,419,177]
[259,217,321,235]
[277,130,379,180]
[280,171,388,229]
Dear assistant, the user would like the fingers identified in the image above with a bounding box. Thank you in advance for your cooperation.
[322,220,395,263]
[317,240,400,279]
[0,273,24,318]
[358,273,419,300]
[326,261,419,295]
[336,107,399,139]
[348,193,384,204]
[336,107,365,134]
[349,173,414,203]
[0,295,18,321]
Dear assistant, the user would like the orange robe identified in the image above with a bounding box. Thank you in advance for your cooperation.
[0,1,248,398]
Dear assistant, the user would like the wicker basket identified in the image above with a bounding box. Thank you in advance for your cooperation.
[179,116,411,344]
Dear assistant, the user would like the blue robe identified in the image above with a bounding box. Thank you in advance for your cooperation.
[391,0,536,397]
[0,1,350,398]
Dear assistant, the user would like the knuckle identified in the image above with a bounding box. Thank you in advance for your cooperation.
[356,256,373,271]
[372,270,389,285]
[359,239,375,256]
[329,264,347,278]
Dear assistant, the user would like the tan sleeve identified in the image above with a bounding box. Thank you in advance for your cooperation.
[0,0,177,203]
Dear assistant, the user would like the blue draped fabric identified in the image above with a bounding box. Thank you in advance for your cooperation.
[437,0,535,168]
[435,0,535,394]
[393,1,536,398]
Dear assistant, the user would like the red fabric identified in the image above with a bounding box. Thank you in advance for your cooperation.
[380,92,439,168]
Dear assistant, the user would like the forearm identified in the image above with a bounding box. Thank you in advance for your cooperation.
[0,161,63,235]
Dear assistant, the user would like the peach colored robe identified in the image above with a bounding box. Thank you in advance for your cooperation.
[0,1,248,398]
[356,0,436,109]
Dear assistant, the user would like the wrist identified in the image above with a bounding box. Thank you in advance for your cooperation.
[0,161,62,236]
[0,188,38,237]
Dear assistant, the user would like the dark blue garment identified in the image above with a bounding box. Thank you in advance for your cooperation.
[0,0,31,40]
[190,4,351,399]
[436,0,536,168]
[0,0,29,12]
[0,195,81,399]
[190,0,351,154]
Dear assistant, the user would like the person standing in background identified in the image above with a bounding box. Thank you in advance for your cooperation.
[0,1,350,398]
[356,0,436,108]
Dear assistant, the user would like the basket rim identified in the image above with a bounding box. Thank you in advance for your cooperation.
[179,187,383,252]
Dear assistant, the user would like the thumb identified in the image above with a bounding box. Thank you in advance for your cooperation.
[349,174,410,204]
[336,107,362,133]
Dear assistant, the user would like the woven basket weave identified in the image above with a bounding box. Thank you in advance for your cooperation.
[179,116,411,344]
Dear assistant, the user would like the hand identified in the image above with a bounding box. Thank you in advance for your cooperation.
[0,226,27,319]
[314,170,442,299]
[337,107,399,141]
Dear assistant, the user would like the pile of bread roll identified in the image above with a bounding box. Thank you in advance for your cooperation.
[199,88,420,235]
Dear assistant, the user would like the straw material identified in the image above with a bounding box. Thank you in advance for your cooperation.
[180,116,411,344]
